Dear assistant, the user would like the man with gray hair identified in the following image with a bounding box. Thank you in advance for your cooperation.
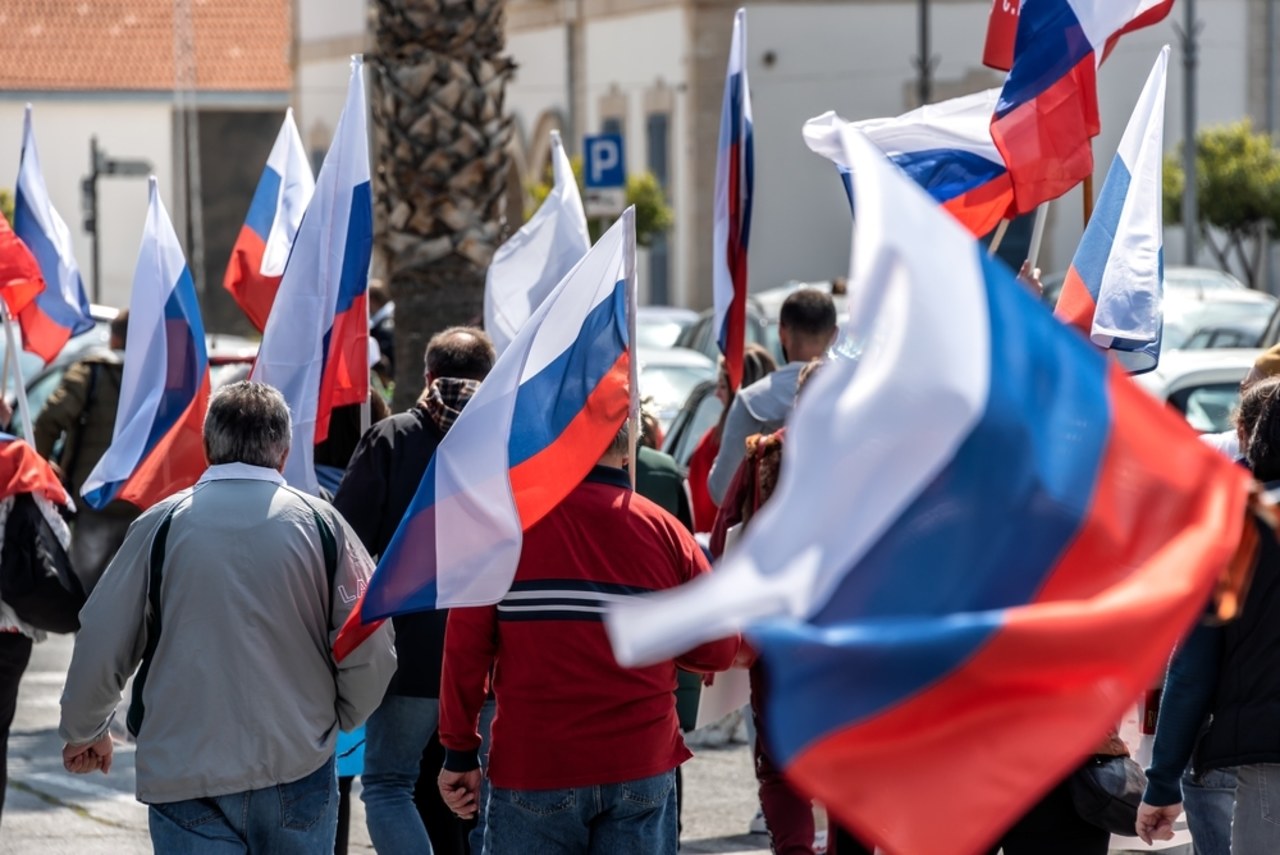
[58,381,396,854]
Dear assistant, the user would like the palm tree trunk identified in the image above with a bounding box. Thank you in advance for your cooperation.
[370,0,515,411]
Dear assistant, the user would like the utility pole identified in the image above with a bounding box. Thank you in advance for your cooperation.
[914,0,936,106]
[1177,0,1201,265]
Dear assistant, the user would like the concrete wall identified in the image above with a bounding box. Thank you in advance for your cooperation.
[0,98,176,309]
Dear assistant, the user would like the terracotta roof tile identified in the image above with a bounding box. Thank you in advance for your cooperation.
[0,0,291,92]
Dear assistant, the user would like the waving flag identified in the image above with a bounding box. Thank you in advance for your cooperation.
[991,0,1175,213]
[81,178,210,511]
[712,8,754,392]
[14,105,93,363]
[335,208,638,661]
[804,89,1014,237]
[485,130,590,356]
[0,211,46,316]
[1056,48,1169,375]
[607,129,1249,855]
[253,57,372,497]
[223,109,315,333]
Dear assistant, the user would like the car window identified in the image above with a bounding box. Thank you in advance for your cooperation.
[641,364,716,429]
[1170,382,1240,434]
[636,321,687,350]
[12,367,68,440]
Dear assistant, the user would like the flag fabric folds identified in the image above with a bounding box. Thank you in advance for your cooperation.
[484,130,590,356]
[804,89,1015,238]
[991,0,1174,213]
[81,178,210,512]
[712,8,754,392]
[334,208,638,662]
[14,105,94,363]
[1056,48,1169,375]
[252,57,372,497]
[0,210,46,317]
[607,130,1249,855]
[0,432,70,507]
[223,108,316,333]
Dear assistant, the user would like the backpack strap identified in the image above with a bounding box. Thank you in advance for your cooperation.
[126,498,183,738]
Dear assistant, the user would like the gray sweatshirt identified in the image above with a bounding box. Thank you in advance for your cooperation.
[59,464,396,804]
[707,362,803,505]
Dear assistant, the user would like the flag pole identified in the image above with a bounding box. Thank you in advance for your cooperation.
[360,281,371,434]
[987,219,1011,258]
[1,305,34,445]
[1026,203,1049,270]
[1083,173,1095,228]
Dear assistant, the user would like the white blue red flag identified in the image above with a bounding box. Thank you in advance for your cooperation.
[712,8,753,392]
[804,89,1014,237]
[81,178,210,511]
[0,210,46,317]
[484,130,591,356]
[252,57,372,497]
[13,105,93,364]
[608,128,1248,855]
[1056,48,1169,375]
[223,108,315,333]
[991,0,1174,213]
[334,208,638,661]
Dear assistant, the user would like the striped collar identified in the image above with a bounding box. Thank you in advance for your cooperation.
[585,465,631,490]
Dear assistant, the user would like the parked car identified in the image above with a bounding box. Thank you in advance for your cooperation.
[636,346,716,436]
[661,379,720,468]
[675,278,850,364]
[636,306,699,350]
[1132,348,1259,435]
[1041,266,1275,352]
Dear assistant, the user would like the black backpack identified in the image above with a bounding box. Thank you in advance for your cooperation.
[0,493,84,633]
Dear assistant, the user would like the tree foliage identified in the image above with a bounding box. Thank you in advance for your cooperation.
[528,155,674,247]
[0,189,12,224]
[1164,121,1280,289]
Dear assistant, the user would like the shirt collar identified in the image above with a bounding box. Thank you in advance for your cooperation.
[197,462,287,486]
[585,465,632,489]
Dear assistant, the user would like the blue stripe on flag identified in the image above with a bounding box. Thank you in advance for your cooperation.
[1071,152,1132,306]
[13,189,93,335]
[752,248,1112,764]
[994,0,1094,119]
[140,267,208,452]
[889,149,1008,204]
[334,181,373,314]
[507,279,629,468]
[243,167,283,243]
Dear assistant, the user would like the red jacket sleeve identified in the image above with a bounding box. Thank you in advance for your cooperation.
[439,605,498,771]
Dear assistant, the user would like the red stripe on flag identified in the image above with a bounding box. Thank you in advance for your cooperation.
[222,227,278,334]
[509,350,631,531]
[941,173,1017,238]
[0,212,46,318]
[784,364,1248,855]
[1052,266,1098,337]
[991,56,1099,214]
[118,374,211,511]
[317,294,370,443]
[724,141,747,392]
[334,596,384,663]
[17,300,72,365]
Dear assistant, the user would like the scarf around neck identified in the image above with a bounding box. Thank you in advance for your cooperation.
[422,377,481,433]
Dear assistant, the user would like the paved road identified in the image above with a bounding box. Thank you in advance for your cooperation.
[3,634,770,854]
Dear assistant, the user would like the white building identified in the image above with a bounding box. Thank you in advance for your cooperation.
[299,0,1276,309]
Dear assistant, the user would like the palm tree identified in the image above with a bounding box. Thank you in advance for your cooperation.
[370,0,515,410]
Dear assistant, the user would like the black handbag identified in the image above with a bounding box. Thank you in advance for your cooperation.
[1067,754,1147,837]
[0,493,84,633]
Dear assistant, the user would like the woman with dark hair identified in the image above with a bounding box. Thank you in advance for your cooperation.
[686,344,777,534]
[1138,376,1280,853]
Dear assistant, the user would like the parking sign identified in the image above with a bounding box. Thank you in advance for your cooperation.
[584,134,625,188]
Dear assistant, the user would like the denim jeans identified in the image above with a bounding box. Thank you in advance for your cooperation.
[483,769,677,855]
[1232,763,1280,854]
[470,699,496,854]
[1183,765,1236,855]
[147,755,337,854]
[363,694,496,855]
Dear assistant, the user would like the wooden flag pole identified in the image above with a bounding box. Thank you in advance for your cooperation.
[1026,203,1050,270]
[987,219,1011,258]
[1083,173,1095,228]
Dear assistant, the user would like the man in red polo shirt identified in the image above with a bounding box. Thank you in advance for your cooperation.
[437,423,740,853]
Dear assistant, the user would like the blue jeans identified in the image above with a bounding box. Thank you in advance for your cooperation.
[1183,765,1236,855]
[483,769,677,854]
[147,756,337,854]
[1232,763,1280,854]
[362,694,496,855]
[471,699,496,853]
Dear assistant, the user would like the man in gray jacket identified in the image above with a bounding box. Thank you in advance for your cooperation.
[58,381,396,854]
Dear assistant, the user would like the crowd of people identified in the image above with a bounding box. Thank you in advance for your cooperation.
[0,281,1276,854]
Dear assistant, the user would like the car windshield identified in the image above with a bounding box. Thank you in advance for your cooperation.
[1177,382,1241,434]
[636,320,688,350]
[641,364,715,428]
[1164,301,1272,350]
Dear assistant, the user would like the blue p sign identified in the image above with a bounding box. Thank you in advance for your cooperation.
[584,134,626,188]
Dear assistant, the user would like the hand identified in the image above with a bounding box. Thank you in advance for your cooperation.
[62,733,113,776]
[0,399,12,427]
[1018,260,1044,298]
[438,768,482,820]
[1135,801,1180,844]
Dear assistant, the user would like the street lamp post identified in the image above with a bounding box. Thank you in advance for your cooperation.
[82,136,152,304]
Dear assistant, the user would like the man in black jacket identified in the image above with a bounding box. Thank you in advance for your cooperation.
[334,327,495,855]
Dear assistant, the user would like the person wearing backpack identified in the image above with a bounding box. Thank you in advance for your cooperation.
[34,310,136,590]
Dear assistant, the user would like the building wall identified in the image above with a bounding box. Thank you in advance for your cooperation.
[0,98,176,309]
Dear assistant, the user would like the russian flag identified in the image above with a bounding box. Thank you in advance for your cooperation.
[1056,48,1169,375]
[81,178,211,511]
[334,208,638,661]
[252,57,372,497]
[484,129,591,356]
[804,89,1015,238]
[13,105,94,364]
[222,109,315,333]
[0,210,46,317]
[712,8,753,392]
[991,0,1174,213]
[607,129,1249,855]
